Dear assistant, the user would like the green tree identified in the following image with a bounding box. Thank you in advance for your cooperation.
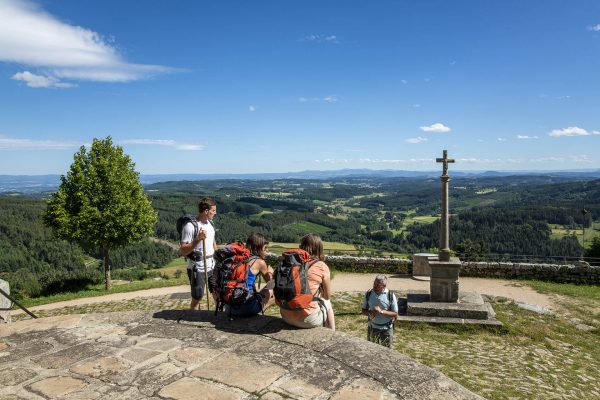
[585,237,600,265]
[44,137,157,289]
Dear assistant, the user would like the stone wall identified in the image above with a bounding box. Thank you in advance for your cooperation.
[265,254,600,284]
[460,261,600,285]
[264,254,411,274]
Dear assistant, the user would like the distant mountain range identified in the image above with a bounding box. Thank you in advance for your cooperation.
[1,168,600,194]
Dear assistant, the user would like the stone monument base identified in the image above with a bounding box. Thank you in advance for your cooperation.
[412,253,438,277]
[429,257,461,302]
[397,290,502,326]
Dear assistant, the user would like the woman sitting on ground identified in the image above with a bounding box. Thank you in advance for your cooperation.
[279,233,336,330]
[227,232,275,317]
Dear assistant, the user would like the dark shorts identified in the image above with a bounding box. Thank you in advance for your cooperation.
[227,294,264,318]
[368,325,394,348]
[187,268,213,301]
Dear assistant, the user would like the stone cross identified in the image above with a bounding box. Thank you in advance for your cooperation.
[436,149,454,176]
[436,150,454,262]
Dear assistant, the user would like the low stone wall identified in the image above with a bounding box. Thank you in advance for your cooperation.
[460,261,600,285]
[265,254,411,274]
[265,254,600,284]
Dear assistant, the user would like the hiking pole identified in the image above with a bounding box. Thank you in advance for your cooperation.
[202,238,210,310]
[0,287,38,319]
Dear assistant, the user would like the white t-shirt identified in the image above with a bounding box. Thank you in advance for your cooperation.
[181,220,216,272]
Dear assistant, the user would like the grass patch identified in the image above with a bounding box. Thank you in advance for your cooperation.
[284,221,331,234]
[525,280,600,301]
[18,276,188,308]
[333,286,600,400]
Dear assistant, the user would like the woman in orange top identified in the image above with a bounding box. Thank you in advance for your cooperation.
[280,234,336,330]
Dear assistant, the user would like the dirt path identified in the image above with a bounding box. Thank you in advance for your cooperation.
[332,273,556,309]
[13,273,557,315]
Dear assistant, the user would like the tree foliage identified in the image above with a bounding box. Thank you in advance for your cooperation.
[44,137,158,289]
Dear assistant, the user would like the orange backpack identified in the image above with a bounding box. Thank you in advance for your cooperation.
[213,242,257,314]
[274,248,319,310]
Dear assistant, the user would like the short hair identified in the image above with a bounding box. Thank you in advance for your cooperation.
[300,233,324,261]
[198,197,216,213]
[374,274,388,285]
[246,232,269,256]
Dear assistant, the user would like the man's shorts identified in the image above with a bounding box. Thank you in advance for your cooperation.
[187,268,213,301]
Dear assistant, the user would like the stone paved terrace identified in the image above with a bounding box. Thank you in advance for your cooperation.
[0,310,482,400]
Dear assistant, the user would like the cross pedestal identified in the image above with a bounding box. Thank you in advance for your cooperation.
[431,150,460,302]
[429,257,461,302]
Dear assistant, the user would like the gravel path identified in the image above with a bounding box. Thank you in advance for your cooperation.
[13,273,556,315]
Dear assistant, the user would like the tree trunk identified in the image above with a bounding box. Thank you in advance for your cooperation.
[104,249,112,290]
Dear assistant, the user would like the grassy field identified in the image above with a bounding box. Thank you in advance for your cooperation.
[284,220,331,234]
[330,282,600,400]
[18,275,188,308]
[549,223,600,248]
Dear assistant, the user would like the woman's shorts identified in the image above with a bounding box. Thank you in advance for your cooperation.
[227,294,264,317]
[281,302,328,329]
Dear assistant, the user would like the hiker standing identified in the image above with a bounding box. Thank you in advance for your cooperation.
[225,233,275,317]
[179,197,217,310]
[278,234,336,330]
[361,274,398,348]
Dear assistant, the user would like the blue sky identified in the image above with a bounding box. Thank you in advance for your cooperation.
[1,0,599,175]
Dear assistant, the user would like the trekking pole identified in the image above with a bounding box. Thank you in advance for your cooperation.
[202,239,210,310]
[0,287,38,319]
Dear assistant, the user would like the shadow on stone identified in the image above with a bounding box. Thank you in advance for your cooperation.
[152,309,289,335]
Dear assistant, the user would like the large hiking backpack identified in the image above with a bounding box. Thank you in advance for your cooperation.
[274,248,319,310]
[213,242,258,315]
[176,214,199,260]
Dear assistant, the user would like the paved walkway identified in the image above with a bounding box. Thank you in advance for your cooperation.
[0,311,481,399]
[12,274,556,316]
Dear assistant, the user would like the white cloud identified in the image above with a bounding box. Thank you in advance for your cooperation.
[0,0,177,86]
[0,135,205,151]
[593,131,600,135]
[401,79,407,84]
[249,105,257,112]
[298,96,339,103]
[419,123,451,133]
[412,104,421,108]
[517,135,539,140]
[549,126,590,137]
[405,137,428,144]
[175,144,205,151]
[11,71,76,88]
[588,24,600,32]
[0,135,80,150]
[303,34,339,44]
[119,139,205,151]
[497,138,507,142]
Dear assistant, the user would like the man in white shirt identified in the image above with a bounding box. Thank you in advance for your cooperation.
[179,197,218,310]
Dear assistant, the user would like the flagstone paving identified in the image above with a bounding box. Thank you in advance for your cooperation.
[0,310,480,400]
[5,289,599,399]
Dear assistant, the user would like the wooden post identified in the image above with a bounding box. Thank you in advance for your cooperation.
[202,239,210,310]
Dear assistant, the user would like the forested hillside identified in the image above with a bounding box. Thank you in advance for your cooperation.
[0,197,177,299]
[2,175,599,300]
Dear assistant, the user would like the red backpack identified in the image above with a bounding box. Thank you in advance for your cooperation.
[274,248,319,310]
[213,242,258,315]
